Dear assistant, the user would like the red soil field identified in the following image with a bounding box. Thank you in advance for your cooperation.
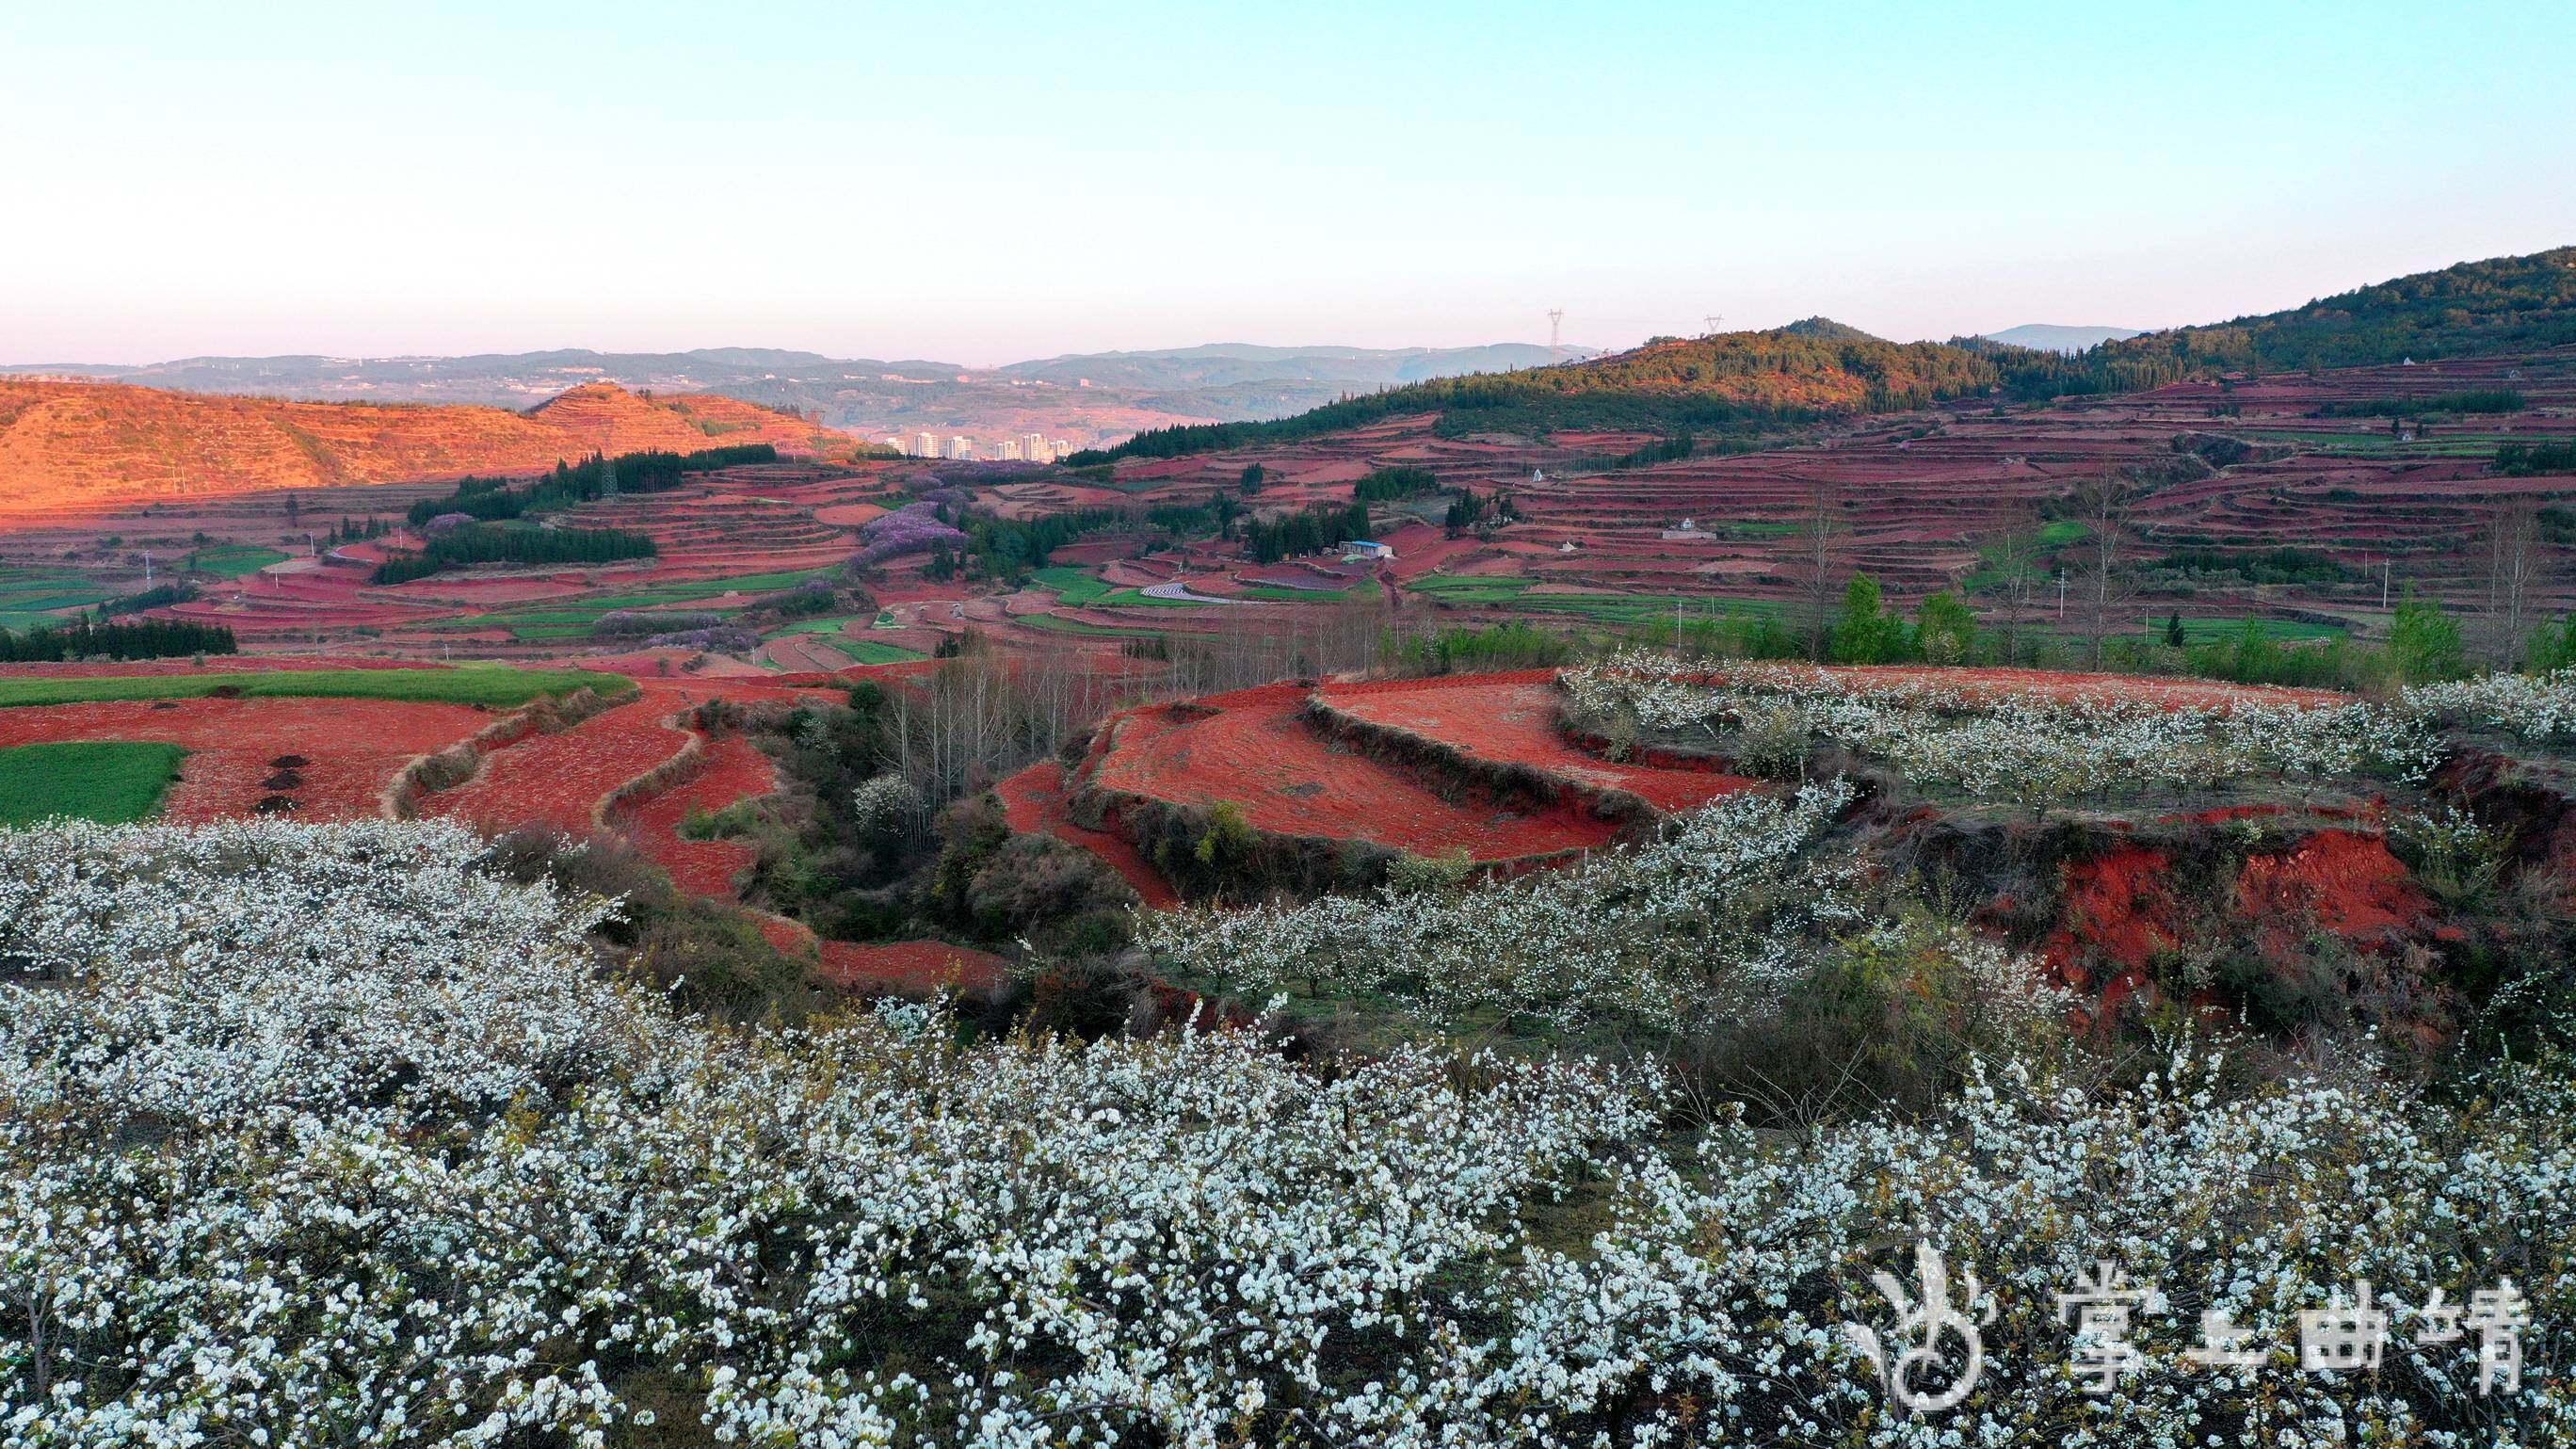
[422,692,693,837]
[615,732,780,897]
[1087,683,1621,861]
[1317,671,1759,813]
[0,696,487,821]
[818,939,1007,994]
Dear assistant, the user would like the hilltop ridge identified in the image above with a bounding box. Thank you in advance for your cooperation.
[0,379,835,520]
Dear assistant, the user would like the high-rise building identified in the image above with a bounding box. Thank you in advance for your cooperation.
[943,435,974,460]
[1019,432,1049,464]
[882,436,905,455]
[995,438,1022,461]
[914,431,940,459]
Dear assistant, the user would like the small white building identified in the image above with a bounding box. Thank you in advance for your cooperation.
[1344,539,1396,561]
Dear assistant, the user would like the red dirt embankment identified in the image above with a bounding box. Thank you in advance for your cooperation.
[614,732,778,897]
[997,758,1180,908]
[2041,812,2432,1013]
[0,379,833,521]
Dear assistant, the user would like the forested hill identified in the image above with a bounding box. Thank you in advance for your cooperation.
[2036,245,2576,390]
[1074,322,2033,461]
[1078,247,2576,463]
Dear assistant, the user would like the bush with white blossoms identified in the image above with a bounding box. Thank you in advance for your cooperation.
[1137,781,1863,1031]
[1563,652,2443,809]
[2406,668,2576,744]
[3,817,2572,1446]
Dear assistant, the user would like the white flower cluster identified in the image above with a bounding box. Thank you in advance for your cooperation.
[1137,781,1861,1030]
[1563,652,2442,806]
[2406,668,2576,743]
[3,819,2570,1446]
[1521,1054,2576,1445]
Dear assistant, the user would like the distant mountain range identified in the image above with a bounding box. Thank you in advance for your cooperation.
[1975,324,2143,353]
[0,343,1587,453]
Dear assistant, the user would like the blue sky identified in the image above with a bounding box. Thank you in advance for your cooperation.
[5,0,2570,364]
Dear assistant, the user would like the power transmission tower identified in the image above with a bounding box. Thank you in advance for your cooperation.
[1547,309,1565,361]
[1703,314,1724,336]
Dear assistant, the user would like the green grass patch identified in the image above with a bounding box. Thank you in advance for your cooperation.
[1020,613,1172,639]
[187,546,290,578]
[2163,616,2347,644]
[1233,583,1374,603]
[838,640,928,665]
[0,665,633,711]
[0,741,186,826]
[1031,567,1113,606]
[1407,574,1541,604]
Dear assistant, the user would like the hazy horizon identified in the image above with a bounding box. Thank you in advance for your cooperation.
[8,0,2571,367]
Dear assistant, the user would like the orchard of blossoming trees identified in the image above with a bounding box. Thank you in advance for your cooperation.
[2,817,2571,1447]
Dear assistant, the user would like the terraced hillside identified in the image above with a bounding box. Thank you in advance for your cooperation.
[1071,348,2576,633]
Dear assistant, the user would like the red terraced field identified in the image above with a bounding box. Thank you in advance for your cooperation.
[0,696,486,821]
[819,939,1008,994]
[615,732,779,897]
[422,690,692,836]
[997,758,1180,908]
[1087,683,1622,861]
[1316,671,1759,812]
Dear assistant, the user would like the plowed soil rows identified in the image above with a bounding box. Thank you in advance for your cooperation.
[996,759,1180,908]
[616,733,779,897]
[1089,684,1619,861]
[0,696,486,821]
[1317,672,1758,812]
[424,694,691,837]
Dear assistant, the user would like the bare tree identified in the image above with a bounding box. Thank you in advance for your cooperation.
[1790,475,1844,661]
[2480,500,2549,669]
[2068,477,2139,668]
[1983,507,2049,667]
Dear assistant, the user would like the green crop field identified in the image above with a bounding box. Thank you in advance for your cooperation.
[0,665,632,711]
[187,546,290,578]
[1021,614,1171,639]
[2165,616,2347,644]
[840,640,928,664]
[0,741,186,826]
[1031,567,1112,605]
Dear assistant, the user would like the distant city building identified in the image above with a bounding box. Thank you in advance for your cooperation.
[1020,432,1050,464]
[914,431,940,459]
[996,438,1022,460]
[943,435,974,459]
[1051,438,1072,459]
[883,436,905,454]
